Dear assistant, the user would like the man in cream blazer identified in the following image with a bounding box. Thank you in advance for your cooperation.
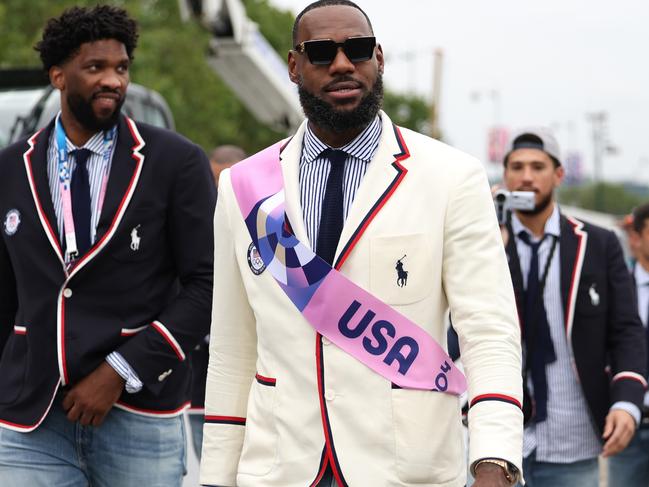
[201,2,523,486]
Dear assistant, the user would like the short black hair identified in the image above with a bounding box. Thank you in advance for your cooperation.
[292,0,373,47]
[35,5,138,71]
[632,202,649,233]
[504,134,561,168]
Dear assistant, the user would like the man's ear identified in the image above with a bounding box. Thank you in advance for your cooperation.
[376,43,384,75]
[50,66,65,90]
[288,50,299,85]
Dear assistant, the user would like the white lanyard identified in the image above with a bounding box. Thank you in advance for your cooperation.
[55,116,115,261]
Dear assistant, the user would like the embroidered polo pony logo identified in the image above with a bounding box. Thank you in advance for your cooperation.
[396,255,408,287]
[130,225,141,251]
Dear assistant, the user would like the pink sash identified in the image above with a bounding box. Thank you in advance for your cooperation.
[230,141,466,394]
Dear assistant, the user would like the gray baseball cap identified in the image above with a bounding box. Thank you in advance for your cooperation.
[504,127,561,165]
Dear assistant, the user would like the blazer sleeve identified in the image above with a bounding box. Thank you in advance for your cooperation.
[116,142,216,393]
[441,157,523,473]
[605,230,647,405]
[200,169,257,486]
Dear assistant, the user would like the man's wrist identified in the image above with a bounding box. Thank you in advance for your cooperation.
[473,458,519,485]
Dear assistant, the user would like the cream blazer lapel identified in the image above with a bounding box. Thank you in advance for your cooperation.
[335,111,409,268]
[279,120,311,248]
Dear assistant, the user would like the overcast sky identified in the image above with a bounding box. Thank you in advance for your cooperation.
[271,0,649,183]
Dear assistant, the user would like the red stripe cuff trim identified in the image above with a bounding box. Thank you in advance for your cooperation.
[205,415,246,425]
[255,373,277,386]
[151,320,185,361]
[13,326,27,335]
[470,393,522,410]
[612,372,648,389]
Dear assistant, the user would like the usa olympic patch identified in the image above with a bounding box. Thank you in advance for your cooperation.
[3,209,21,236]
[247,242,266,275]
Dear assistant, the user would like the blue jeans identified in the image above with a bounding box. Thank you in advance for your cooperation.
[608,425,649,487]
[0,398,186,487]
[187,413,204,460]
[517,450,599,487]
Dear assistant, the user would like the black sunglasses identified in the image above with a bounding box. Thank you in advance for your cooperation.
[294,36,376,65]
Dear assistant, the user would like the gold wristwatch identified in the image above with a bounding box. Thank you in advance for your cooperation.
[473,458,519,485]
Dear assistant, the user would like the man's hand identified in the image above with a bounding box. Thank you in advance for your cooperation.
[602,409,636,457]
[62,361,126,426]
[474,463,513,487]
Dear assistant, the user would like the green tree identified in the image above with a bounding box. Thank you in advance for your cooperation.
[559,182,649,215]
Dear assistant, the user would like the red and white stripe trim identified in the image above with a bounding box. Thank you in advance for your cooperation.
[151,320,185,361]
[565,216,587,340]
[120,324,149,336]
[23,129,67,273]
[114,400,190,418]
[613,371,648,389]
[13,325,27,335]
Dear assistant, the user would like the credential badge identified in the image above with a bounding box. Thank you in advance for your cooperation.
[247,242,266,275]
[3,209,21,236]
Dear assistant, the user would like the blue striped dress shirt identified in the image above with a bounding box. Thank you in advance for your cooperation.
[299,116,382,247]
[47,117,142,393]
[513,207,603,462]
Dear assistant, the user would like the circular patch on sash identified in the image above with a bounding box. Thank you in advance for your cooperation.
[247,242,266,275]
[3,209,21,236]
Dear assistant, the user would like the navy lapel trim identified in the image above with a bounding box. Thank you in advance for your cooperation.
[66,116,145,279]
[22,126,67,273]
[561,215,588,339]
[333,124,410,271]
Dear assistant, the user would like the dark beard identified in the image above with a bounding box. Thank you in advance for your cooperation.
[518,190,553,215]
[67,91,124,132]
[298,75,383,133]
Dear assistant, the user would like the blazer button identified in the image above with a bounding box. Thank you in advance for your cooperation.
[63,288,73,298]
[324,390,336,401]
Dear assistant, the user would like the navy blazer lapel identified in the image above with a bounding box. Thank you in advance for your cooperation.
[559,213,589,338]
[505,222,524,319]
[23,120,65,265]
[96,116,141,241]
[68,116,145,278]
[559,214,578,319]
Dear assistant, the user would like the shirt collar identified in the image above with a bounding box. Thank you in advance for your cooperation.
[302,115,382,164]
[512,204,561,241]
[55,112,113,156]
[635,263,649,287]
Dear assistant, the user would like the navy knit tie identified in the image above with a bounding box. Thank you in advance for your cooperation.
[71,148,92,256]
[316,149,347,266]
[519,232,556,423]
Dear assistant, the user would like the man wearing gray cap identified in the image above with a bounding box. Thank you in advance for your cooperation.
[499,128,646,486]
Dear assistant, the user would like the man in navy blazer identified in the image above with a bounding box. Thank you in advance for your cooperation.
[0,5,215,486]
[500,127,646,486]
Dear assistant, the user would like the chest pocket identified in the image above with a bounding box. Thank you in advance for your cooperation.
[369,233,434,305]
[107,207,165,262]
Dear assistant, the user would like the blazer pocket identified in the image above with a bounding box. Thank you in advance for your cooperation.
[391,388,463,484]
[238,376,279,476]
[370,234,433,305]
[0,331,29,405]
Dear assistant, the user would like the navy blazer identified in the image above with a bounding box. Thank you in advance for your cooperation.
[0,115,215,430]
[506,213,647,435]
